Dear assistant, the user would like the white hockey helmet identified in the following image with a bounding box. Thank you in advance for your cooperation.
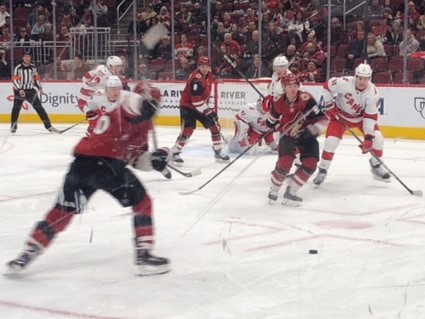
[273,55,289,68]
[106,75,122,88]
[355,63,372,78]
[106,56,123,74]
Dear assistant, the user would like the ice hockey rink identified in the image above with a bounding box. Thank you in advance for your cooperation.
[0,123,424,319]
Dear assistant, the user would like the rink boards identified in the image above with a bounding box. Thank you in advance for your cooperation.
[0,80,424,140]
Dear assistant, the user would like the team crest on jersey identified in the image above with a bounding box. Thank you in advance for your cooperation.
[195,73,202,79]
[300,92,310,101]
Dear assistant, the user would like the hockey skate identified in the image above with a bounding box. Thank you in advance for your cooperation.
[160,167,172,179]
[268,188,279,205]
[313,168,327,188]
[369,159,391,182]
[10,122,17,133]
[172,152,184,167]
[282,186,303,207]
[214,149,230,163]
[4,242,42,276]
[135,249,170,276]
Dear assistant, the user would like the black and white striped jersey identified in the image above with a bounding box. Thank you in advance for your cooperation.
[12,63,42,91]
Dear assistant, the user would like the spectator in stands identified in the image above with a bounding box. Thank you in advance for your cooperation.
[288,60,301,75]
[347,29,365,69]
[211,21,226,44]
[222,32,241,59]
[41,25,54,42]
[0,27,11,50]
[243,29,260,67]
[263,21,282,61]
[350,20,365,42]
[368,0,384,20]
[367,32,387,58]
[69,7,80,27]
[213,42,235,78]
[383,7,395,25]
[0,48,10,80]
[383,0,398,16]
[57,25,70,42]
[279,9,294,34]
[211,1,224,22]
[371,19,390,40]
[31,15,50,41]
[308,0,328,40]
[96,0,109,27]
[27,4,44,29]
[222,11,233,30]
[44,57,69,80]
[175,57,193,80]
[0,5,9,28]
[285,44,302,66]
[230,23,245,45]
[384,19,403,44]
[151,0,164,14]
[70,54,91,80]
[16,28,31,47]
[143,4,157,27]
[418,12,425,30]
[299,30,322,54]
[175,3,192,32]
[246,54,272,78]
[399,28,420,56]
[241,8,258,27]
[191,2,204,28]
[128,12,148,38]
[156,34,172,60]
[138,63,155,80]
[193,45,207,67]
[325,17,344,46]
[400,2,420,30]
[158,6,170,24]
[175,33,194,60]
[298,60,321,83]
[301,42,326,68]
[0,15,10,35]
[288,10,309,46]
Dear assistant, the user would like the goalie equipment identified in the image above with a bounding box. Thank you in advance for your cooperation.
[369,159,391,182]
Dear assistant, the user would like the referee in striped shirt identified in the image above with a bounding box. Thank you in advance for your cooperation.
[11,50,59,133]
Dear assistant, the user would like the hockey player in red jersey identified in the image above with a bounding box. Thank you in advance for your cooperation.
[313,63,391,187]
[266,73,328,206]
[171,56,230,166]
[6,76,170,276]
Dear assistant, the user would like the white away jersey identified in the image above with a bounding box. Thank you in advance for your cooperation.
[324,76,380,122]
[236,104,269,134]
[78,65,114,110]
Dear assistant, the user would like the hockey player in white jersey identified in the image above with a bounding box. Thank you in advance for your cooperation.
[313,63,391,186]
[77,56,123,112]
[227,101,277,153]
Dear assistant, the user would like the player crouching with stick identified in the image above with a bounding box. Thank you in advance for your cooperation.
[266,74,327,206]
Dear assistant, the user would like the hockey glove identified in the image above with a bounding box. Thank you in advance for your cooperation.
[359,134,374,154]
[266,119,280,131]
[322,101,339,121]
[204,108,218,123]
[139,99,158,121]
[86,110,99,120]
[151,147,170,172]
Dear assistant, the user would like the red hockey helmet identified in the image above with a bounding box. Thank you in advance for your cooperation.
[198,56,210,66]
[282,73,300,86]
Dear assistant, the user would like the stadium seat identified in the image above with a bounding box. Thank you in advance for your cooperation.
[392,71,414,84]
[373,71,392,84]
[330,58,347,72]
[407,57,424,72]
[370,57,388,72]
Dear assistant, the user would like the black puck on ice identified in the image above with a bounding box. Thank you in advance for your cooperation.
[309,249,318,254]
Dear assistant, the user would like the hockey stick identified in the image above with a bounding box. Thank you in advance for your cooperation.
[180,105,320,195]
[224,54,266,99]
[59,118,88,134]
[213,117,228,144]
[339,120,423,197]
[150,120,201,178]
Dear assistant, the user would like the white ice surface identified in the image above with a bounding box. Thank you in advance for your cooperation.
[0,123,424,319]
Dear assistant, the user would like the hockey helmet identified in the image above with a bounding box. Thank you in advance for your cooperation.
[282,73,300,86]
[106,75,122,88]
[273,55,289,68]
[106,56,123,74]
[198,56,210,66]
[355,63,372,78]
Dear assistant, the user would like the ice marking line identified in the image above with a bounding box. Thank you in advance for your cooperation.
[294,203,419,216]
[245,234,401,252]
[0,299,130,319]
[0,191,55,202]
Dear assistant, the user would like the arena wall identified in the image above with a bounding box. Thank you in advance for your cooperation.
[0,80,424,140]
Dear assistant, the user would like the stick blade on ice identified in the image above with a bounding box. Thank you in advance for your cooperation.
[142,24,167,50]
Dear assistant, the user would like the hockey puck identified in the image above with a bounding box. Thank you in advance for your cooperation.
[309,249,318,254]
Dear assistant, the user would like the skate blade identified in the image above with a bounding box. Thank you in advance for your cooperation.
[281,199,302,207]
[268,199,277,205]
[135,264,171,276]
[3,266,24,277]
[215,158,230,163]
[313,183,322,189]
[172,161,183,168]
[372,176,392,183]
